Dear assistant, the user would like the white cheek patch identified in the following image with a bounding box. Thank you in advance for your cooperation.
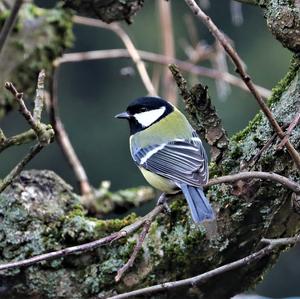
[134,106,166,127]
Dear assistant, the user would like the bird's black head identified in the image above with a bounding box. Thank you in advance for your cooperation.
[115,96,174,135]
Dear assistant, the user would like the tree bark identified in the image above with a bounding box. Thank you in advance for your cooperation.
[61,0,145,24]
[0,1,300,299]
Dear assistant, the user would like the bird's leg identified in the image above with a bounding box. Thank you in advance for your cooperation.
[157,193,171,214]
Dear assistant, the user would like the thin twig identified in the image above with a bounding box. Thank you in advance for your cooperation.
[205,171,300,195]
[0,0,23,55]
[54,49,271,99]
[277,109,300,150]
[115,219,152,282]
[5,82,41,135]
[4,81,51,146]
[33,69,46,122]
[74,16,157,96]
[49,67,92,197]
[107,235,300,299]
[0,204,164,272]
[157,0,177,103]
[0,143,43,192]
[184,0,300,170]
[0,129,38,153]
[0,73,54,192]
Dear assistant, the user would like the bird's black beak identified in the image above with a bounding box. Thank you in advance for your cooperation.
[115,111,130,119]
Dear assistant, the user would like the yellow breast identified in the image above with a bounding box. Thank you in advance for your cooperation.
[139,167,178,194]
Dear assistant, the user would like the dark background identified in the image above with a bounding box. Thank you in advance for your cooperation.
[0,1,299,297]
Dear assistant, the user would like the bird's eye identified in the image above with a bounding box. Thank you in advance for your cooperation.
[140,107,147,112]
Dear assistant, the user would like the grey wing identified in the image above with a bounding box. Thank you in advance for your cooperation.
[133,134,208,187]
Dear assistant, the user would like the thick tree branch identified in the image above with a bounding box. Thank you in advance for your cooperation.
[0,170,298,271]
[0,204,164,272]
[108,234,300,299]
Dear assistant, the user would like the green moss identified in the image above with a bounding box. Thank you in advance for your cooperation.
[94,213,138,236]
[268,56,300,107]
[65,204,86,218]
[232,113,263,143]
[232,57,299,143]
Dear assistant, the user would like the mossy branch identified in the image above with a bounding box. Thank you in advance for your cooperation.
[0,72,54,193]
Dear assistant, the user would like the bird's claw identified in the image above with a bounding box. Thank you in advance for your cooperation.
[157,193,171,215]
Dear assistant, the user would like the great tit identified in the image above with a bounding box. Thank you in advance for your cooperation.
[115,96,214,223]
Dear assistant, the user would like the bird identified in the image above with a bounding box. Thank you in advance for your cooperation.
[115,96,214,223]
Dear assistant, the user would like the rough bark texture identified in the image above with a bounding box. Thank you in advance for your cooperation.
[0,60,299,298]
[1,1,300,299]
[61,0,145,23]
[258,0,300,52]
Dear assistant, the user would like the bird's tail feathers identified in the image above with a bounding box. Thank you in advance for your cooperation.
[179,183,214,223]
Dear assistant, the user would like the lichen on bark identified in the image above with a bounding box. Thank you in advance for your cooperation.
[1,1,300,298]
[0,59,299,298]
[238,0,300,52]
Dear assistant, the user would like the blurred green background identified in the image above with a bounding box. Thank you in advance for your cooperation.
[0,0,299,298]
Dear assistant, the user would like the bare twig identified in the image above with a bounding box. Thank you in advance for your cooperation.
[205,171,300,195]
[0,129,38,153]
[54,49,271,99]
[5,82,41,134]
[184,0,300,170]
[49,68,92,197]
[5,81,51,146]
[33,69,46,122]
[74,16,157,96]
[0,143,43,193]
[157,0,177,103]
[0,204,164,272]
[261,235,300,246]
[0,0,23,55]
[108,235,300,299]
[115,219,152,282]
[277,109,300,150]
[0,74,54,192]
